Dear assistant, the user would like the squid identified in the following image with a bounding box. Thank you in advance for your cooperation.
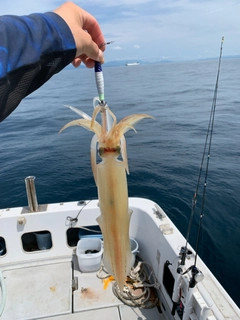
[60,103,152,292]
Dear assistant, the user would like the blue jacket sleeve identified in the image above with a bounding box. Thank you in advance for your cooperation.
[0,12,76,122]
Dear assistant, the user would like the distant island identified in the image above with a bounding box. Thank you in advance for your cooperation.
[66,54,240,70]
[102,55,240,67]
[102,59,173,67]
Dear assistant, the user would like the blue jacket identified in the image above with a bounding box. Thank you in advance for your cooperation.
[0,12,76,122]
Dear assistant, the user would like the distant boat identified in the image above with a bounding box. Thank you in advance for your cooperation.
[125,62,140,66]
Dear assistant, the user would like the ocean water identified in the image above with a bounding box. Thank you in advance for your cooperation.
[1,58,240,307]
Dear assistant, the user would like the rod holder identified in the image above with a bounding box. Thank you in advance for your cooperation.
[25,176,39,212]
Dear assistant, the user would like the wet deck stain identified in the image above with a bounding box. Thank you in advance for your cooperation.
[80,288,99,300]
[49,286,56,293]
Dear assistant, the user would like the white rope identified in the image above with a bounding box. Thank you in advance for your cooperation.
[97,258,160,309]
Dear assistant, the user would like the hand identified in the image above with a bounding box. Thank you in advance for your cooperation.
[54,1,105,68]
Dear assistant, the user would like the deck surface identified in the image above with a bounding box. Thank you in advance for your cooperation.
[2,261,72,319]
[72,255,164,320]
[1,256,164,320]
[45,306,164,320]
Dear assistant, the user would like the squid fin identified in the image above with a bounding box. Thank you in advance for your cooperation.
[96,215,114,277]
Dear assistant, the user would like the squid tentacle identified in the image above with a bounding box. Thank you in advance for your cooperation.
[64,105,92,120]
[91,105,104,131]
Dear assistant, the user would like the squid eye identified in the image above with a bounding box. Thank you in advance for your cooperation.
[116,146,121,155]
[98,147,104,157]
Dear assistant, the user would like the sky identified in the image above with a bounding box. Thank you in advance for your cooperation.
[1,0,240,62]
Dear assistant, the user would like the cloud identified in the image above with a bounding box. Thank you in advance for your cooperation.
[1,0,240,61]
[112,46,123,50]
[206,8,223,15]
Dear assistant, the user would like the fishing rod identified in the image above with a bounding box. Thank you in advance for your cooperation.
[193,37,224,266]
[179,37,224,279]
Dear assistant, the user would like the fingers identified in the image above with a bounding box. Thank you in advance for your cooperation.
[54,2,105,68]
[76,29,104,63]
[75,11,105,64]
[72,57,82,68]
[72,52,104,69]
[81,12,105,51]
[72,57,95,69]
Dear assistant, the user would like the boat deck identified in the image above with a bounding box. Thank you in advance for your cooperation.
[70,256,164,320]
[1,255,164,320]
[2,198,239,319]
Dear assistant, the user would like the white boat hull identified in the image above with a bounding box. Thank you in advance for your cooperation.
[0,198,239,319]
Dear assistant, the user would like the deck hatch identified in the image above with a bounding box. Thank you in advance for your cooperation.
[21,230,52,252]
[67,225,102,247]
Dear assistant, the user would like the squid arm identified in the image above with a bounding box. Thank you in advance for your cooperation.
[120,135,129,174]
[90,134,98,185]
[59,118,102,139]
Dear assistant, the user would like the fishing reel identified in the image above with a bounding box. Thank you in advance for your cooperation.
[182,265,204,288]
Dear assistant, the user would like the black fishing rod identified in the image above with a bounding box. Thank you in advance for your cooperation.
[180,37,224,273]
[193,36,224,266]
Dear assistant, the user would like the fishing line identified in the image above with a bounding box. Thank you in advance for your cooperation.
[180,37,224,266]
[106,27,157,43]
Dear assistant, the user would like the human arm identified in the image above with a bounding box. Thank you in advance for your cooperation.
[0,2,104,122]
